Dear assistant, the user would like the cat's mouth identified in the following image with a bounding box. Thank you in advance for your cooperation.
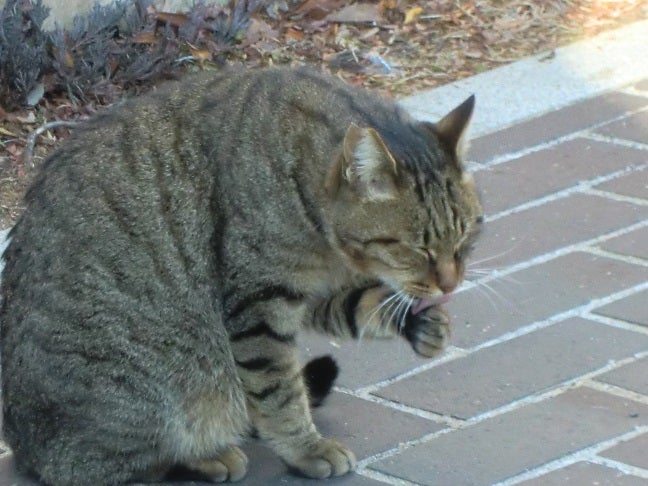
[410,294,451,315]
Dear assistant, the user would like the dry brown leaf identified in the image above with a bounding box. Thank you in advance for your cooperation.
[133,31,159,45]
[190,47,212,64]
[359,26,380,40]
[155,12,188,28]
[285,27,305,40]
[247,18,278,43]
[380,0,398,10]
[6,143,24,159]
[326,3,383,24]
[404,6,423,25]
[16,113,36,124]
[294,0,346,21]
[0,126,16,137]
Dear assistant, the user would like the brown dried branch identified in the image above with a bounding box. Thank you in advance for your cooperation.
[24,121,79,168]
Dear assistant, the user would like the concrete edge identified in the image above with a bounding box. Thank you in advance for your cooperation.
[399,19,648,138]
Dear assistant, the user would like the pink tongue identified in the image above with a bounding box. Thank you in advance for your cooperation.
[411,294,451,315]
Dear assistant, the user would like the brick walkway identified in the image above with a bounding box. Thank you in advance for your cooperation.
[1,83,647,485]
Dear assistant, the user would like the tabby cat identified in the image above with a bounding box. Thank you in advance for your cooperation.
[0,67,482,484]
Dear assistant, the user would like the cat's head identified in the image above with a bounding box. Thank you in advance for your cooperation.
[326,96,483,304]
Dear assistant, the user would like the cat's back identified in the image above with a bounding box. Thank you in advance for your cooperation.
[0,66,408,325]
[0,72,230,359]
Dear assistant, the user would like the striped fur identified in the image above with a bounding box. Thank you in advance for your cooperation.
[0,67,481,484]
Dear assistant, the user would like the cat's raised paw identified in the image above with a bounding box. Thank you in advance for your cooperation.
[405,305,450,358]
[189,445,248,482]
[287,438,356,479]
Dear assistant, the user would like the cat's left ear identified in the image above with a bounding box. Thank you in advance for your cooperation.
[425,95,475,162]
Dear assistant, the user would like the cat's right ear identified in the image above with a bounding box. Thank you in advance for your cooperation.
[326,124,400,201]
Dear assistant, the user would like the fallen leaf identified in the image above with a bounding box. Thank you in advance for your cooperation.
[380,0,398,10]
[133,30,159,44]
[0,127,17,137]
[294,0,346,21]
[285,27,305,40]
[404,6,423,24]
[155,12,188,28]
[359,26,380,40]
[246,18,278,43]
[6,143,24,159]
[326,3,383,24]
[190,46,212,64]
[16,113,37,124]
[326,50,367,73]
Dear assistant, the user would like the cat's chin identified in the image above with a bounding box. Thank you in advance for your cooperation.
[410,294,451,315]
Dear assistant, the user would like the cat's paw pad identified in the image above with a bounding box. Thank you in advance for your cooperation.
[189,445,248,482]
[405,305,450,358]
[286,438,356,479]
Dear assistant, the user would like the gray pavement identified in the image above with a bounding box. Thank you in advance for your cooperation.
[1,20,647,486]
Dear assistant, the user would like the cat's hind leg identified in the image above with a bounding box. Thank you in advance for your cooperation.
[31,433,167,486]
[161,352,251,482]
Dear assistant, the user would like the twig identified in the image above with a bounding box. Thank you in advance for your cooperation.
[24,121,79,168]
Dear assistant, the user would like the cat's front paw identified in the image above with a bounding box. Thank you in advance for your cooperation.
[404,305,450,358]
[285,437,356,479]
[188,446,248,482]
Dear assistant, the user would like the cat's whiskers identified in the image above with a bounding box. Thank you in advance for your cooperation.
[471,280,503,311]
[385,290,409,333]
[367,292,400,324]
[382,292,405,330]
[362,290,404,340]
[475,277,523,315]
[397,294,414,334]
[362,292,400,339]
[467,266,523,287]
[467,243,519,268]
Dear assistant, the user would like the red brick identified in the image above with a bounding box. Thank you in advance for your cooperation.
[300,334,427,390]
[451,252,648,347]
[469,92,648,163]
[474,139,648,215]
[593,290,648,327]
[375,318,648,419]
[472,193,647,269]
[600,433,648,470]
[595,169,648,200]
[313,392,444,459]
[370,387,648,485]
[596,111,648,144]
[599,226,648,259]
[239,441,387,485]
[597,357,648,396]
[522,462,647,485]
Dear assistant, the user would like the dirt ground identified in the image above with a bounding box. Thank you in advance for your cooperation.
[1,0,647,229]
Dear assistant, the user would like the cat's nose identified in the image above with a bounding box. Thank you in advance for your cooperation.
[435,261,458,294]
